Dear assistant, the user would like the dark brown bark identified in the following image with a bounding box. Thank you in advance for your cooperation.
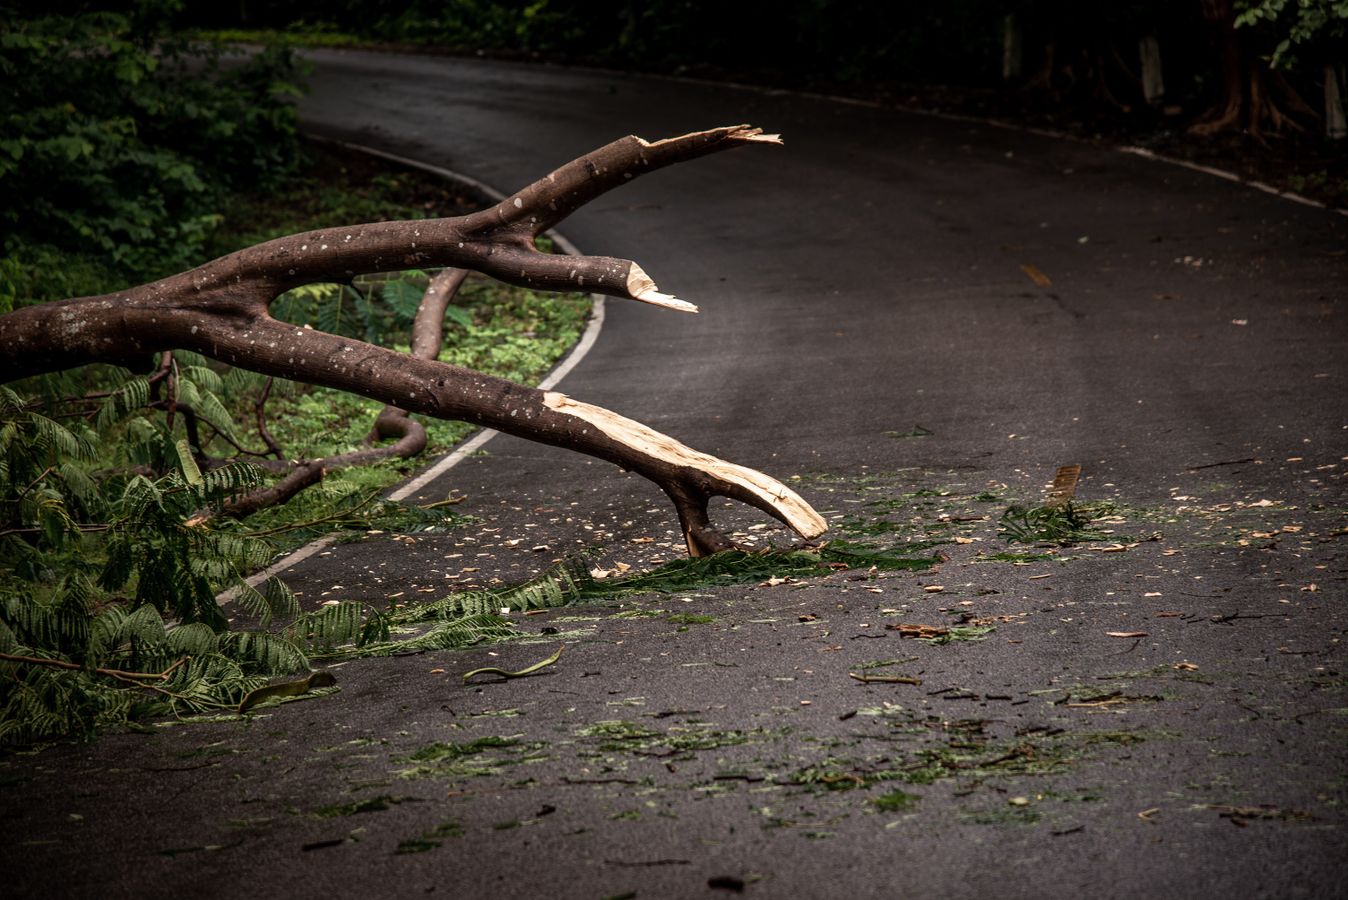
[0,126,825,554]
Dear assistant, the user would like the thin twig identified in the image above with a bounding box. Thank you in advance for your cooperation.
[238,489,384,537]
[0,651,189,681]
[255,376,285,458]
[14,466,55,500]
[0,523,110,538]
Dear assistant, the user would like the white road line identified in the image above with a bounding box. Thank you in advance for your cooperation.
[548,54,1346,217]
[1117,145,1343,215]
[220,137,606,597]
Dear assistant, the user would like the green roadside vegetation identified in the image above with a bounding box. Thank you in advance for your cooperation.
[0,8,590,744]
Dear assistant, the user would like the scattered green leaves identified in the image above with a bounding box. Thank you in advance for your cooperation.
[998,502,1107,545]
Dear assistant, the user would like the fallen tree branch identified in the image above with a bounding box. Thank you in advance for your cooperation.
[0,125,825,554]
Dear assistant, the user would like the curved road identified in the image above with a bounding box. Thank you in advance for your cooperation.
[2,50,1345,900]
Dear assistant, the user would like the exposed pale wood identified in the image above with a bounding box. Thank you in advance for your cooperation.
[543,391,828,545]
[626,263,698,313]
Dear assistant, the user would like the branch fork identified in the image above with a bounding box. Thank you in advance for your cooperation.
[0,125,823,555]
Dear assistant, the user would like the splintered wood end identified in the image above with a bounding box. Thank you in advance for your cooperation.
[542,392,828,540]
[636,125,782,150]
[626,263,699,313]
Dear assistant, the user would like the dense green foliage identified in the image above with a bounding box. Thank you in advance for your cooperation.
[0,8,596,743]
[0,5,304,311]
[1236,0,1348,68]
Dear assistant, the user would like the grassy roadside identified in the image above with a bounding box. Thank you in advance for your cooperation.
[199,140,592,545]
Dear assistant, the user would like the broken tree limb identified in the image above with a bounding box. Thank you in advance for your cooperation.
[0,126,777,380]
[542,392,826,555]
[0,125,825,554]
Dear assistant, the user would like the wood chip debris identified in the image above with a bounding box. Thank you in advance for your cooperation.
[1020,263,1053,287]
[886,623,948,639]
[848,671,922,685]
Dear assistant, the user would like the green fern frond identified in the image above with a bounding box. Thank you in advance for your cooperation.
[262,576,300,622]
[287,600,365,651]
[222,630,310,674]
[116,603,167,652]
[380,279,425,326]
[233,581,272,628]
[402,558,593,623]
[174,438,203,486]
[175,377,201,410]
[179,365,224,395]
[95,376,151,430]
[0,662,135,745]
[0,616,19,653]
[195,389,238,440]
[0,385,24,417]
[56,462,101,512]
[164,622,221,657]
[198,461,266,500]
[27,411,95,462]
[350,612,516,658]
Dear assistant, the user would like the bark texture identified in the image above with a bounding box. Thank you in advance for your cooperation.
[0,126,826,555]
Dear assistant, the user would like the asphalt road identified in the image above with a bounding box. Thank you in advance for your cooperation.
[2,50,1346,900]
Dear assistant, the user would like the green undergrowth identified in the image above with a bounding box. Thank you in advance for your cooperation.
[2,138,592,745]
[191,142,590,544]
[0,537,938,746]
